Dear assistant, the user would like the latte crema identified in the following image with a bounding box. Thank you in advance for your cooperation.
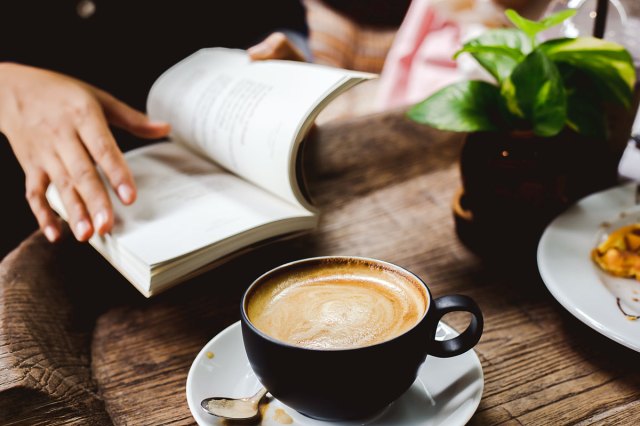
[246,260,428,349]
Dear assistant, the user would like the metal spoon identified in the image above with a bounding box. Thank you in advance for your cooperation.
[200,387,268,420]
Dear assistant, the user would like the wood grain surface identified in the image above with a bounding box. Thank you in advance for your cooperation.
[2,110,640,425]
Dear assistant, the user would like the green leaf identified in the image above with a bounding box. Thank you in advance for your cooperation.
[455,29,530,82]
[566,92,607,140]
[503,50,567,136]
[455,45,523,61]
[407,81,506,132]
[539,9,578,30]
[505,8,576,41]
[539,37,636,108]
[558,63,607,140]
[500,77,523,117]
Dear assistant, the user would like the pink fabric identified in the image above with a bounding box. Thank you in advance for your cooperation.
[376,0,463,110]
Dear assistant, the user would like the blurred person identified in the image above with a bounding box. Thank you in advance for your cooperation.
[376,0,552,109]
[300,0,411,72]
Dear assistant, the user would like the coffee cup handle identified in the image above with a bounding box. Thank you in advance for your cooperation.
[428,295,483,358]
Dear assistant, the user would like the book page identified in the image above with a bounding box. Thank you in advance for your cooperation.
[147,48,372,207]
[49,142,314,267]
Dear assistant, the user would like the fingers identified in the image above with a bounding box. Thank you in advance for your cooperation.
[248,32,306,62]
[25,116,119,242]
[74,101,137,207]
[45,151,94,241]
[93,88,171,139]
[24,169,61,243]
[56,128,114,236]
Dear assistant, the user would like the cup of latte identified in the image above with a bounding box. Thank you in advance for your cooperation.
[241,256,483,421]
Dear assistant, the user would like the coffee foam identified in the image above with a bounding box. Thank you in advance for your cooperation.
[247,259,429,350]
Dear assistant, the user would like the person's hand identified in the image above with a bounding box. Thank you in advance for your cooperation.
[248,32,307,62]
[0,63,171,243]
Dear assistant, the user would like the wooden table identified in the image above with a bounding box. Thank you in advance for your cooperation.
[2,110,640,425]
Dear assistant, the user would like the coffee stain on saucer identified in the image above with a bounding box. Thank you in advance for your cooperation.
[206,351,215,359]
[273,408,293,424]
[259,401,270,418]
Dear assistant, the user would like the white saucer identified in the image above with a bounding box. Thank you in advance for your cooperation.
[186,321,484,426]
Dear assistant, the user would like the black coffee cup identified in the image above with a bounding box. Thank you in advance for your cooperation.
[240,256,483,421]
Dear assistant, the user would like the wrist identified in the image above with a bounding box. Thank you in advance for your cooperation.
[0,62,21,135]
[0,61,22,77]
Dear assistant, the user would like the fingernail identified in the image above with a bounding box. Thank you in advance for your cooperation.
[94,210,109,233]
[248,43,269,57]
[44,226,59,243]
[75,220,92,240]
[117,184,135,204]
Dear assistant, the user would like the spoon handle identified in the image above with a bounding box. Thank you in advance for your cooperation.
[249,387,268,405]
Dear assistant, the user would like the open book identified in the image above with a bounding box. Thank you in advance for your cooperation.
[47,48,373,297]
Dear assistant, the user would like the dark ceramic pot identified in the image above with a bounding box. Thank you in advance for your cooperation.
[453,129,619,261]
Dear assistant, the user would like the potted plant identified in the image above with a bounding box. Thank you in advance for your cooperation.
[408,9,637,259]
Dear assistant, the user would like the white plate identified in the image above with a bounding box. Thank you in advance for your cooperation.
[186,321,484,426]
[538,182,640,352]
